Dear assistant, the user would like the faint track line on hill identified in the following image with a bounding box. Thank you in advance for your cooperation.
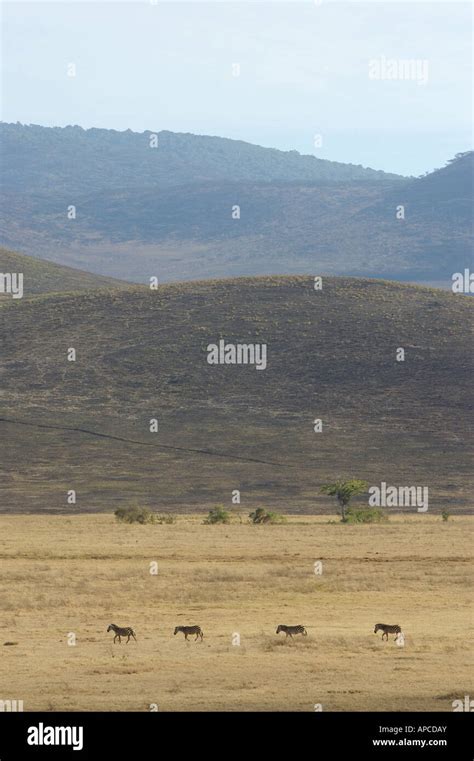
[0,416,290,468]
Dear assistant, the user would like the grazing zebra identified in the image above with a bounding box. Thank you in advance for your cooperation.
[374,623,402,641]
[174,625,204,641]
[276,624,307,638]
[107,624,137,644]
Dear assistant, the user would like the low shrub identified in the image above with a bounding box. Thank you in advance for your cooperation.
[156,514,176,524]
[344,507,387,524]
[249,507,286,524]
[203,506,231,524]
[114,506,156,524]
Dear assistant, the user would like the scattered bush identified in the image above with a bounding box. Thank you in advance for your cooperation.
[320,479,369,522]
[441,509,450,522]
[203,506,231,524]
[344,507,387,524]
[114,506,156,524]
[156,514,176,524]
[249,507,286,524]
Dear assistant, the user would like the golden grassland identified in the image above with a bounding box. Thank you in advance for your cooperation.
[0,514,472,712]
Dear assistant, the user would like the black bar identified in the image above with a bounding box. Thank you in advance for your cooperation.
[0,711,472,759]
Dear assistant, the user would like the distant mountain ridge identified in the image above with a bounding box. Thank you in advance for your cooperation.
[0,122,404,192]
[0,123,471,286]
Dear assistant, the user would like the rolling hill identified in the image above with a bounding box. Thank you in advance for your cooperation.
[0,247,129,295]
[0,275,471,513]
[2,123,471,287]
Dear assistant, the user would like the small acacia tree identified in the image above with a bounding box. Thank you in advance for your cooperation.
[320,479,368,522]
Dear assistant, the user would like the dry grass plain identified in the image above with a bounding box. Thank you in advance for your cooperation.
[0,514,472,712]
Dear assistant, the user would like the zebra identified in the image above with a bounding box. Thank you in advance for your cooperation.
[174,625,204,641]
[374,623,402,641]
[276,624,307,638]
[107,624,137,644]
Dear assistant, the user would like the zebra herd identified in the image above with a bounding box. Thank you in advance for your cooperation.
[276,624,307,638]
[107,622,403,643]
[174,625,203,641]
[374,623,402,641]
[107,624,137,644]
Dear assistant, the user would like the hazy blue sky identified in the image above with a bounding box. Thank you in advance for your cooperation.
[2,0,472,175]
